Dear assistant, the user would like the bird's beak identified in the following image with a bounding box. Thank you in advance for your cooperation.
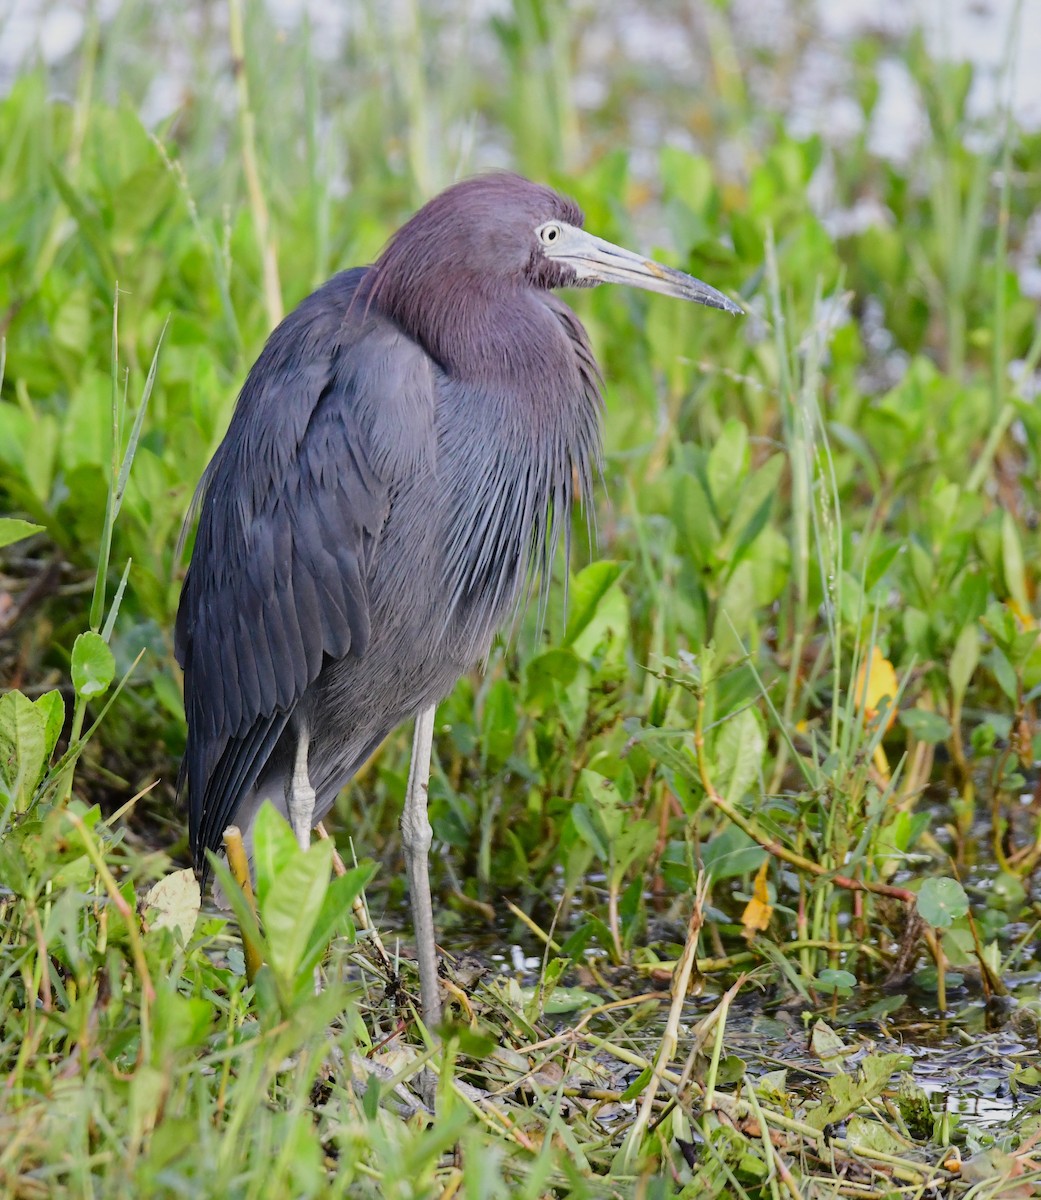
[543,223,743,315]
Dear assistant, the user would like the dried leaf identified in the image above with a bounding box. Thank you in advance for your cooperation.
[741,859,772,935]
[144,868,200,942]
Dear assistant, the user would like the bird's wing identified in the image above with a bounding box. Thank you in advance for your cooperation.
[175,270,436,863]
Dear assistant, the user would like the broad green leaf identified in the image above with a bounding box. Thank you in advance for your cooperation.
[807,1052,906,1126]
[673,468,719,566]
[748,525,790,607]
[722,452,784,565]
[49,163,118,288]
[1001,509,1029,612]
[151,985,213,1060]
[908,539,934,595]
[846,995,907,1024]
[296,861,378,983]
[716,1054,747,1085]
[0,689,63,807]
[949,622,979,704]
[252,803,334,986]
[988,871,1026,911]
[916,877,968,928]
[524,646,589,735]
[152,672,185,720]
[35,690,65,763]
[0,517,44,548]
[700,824,766,881]
[713,706,765,804]
[71,631,115,699]
[519,985,600,1014]
[0,408,59,509]
[569,802,610,862]
[51,284,91,356]
[565,561,629,662]
[810,1021,849,1069]
[860,1052,911,1092]
[757,1069,789,1102]
[579,767,622,816]
[706,418,749,517]
[816,969,856,996]
[986,646,1018,701]
[535,956,569,1009]
[262,839,334,987]
[874,810,930,871]
[0,692,45,800]
[61,372,111,472]
[937,927,975,966]
[252,800,299,893]
[845,1115,913,1156]
[715,559,757,649]
[903,607,931,655]
[611,820,657,882]
[981,600,1016,649]
[561,922,596,959]
[481,676,517,770]
[563,560,624,646]
[897,708,951,744]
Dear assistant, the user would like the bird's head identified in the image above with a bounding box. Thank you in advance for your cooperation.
[373,172,742,316]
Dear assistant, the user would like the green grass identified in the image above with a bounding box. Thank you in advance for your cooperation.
[2,1,1041,1196]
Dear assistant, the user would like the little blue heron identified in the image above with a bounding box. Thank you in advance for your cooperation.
[176,173,741,1027]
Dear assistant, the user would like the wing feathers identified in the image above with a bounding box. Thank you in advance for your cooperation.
[176,269,435,867]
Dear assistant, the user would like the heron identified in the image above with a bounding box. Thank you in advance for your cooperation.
[176,172,741,1028]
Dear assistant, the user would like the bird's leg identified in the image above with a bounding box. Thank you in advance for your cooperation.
[287,725,317,852]
[401,704,442,1030]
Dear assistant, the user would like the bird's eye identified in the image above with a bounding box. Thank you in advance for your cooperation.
[539,223,562,246]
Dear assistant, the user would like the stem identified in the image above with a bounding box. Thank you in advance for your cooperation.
[65,809,154,1065]
[607,873,623,965]
[695,691,915,904]
[224,825,263,985]
[622,881,708,1166]
[228,0,283,329]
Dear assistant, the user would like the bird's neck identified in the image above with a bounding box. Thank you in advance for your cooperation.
[368,269,550,385]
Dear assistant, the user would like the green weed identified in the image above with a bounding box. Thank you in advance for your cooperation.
[2,2,1041,1195]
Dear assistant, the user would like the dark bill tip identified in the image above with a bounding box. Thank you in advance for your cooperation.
[541,223,744,316]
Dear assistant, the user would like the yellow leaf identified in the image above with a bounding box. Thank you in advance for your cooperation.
[872,742,891,784]
[1007,598,1036,630]
[741,859,772,936]
[855,646,898,731]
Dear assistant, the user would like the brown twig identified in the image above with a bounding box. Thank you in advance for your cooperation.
[0,558,64,637]
[622,877,708,1166]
